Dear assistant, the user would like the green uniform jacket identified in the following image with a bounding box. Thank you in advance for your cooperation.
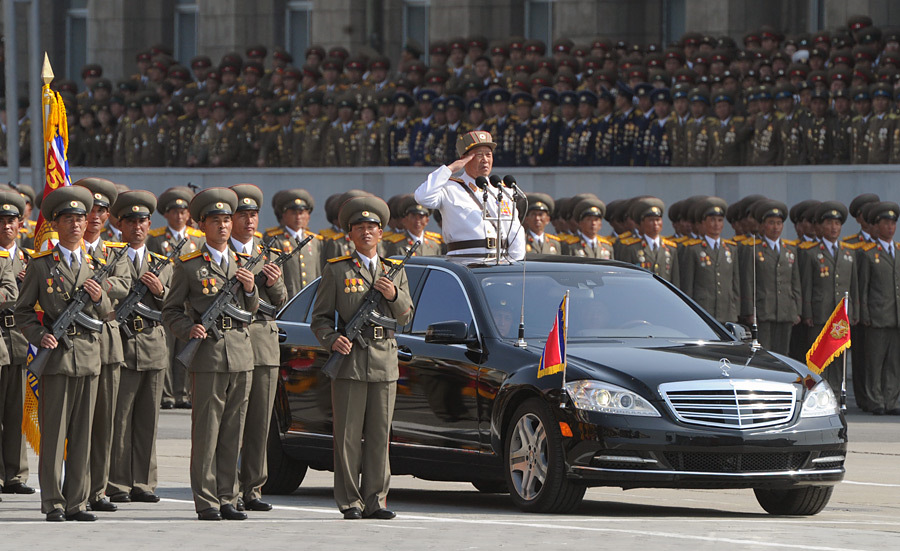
[265,226,322,298]
[858,241,900,328]
[739,238,801,322]
[679,238,740,323]
[86,240,132,366]
[618,237,680,286]
[121,250,173,370]
[381,232,443,257]
[146,226,206,257]
[2,247,30,365]
[310,254,414,382]
[800,241,860,325]
[162,246,259,373]
[563,235,614,259]
[14,245,112,376]
[524,232,562,256]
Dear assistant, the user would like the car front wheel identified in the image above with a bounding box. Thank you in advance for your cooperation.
[261,419,308,495]
[753,486,834,515]
[504,398,585,513]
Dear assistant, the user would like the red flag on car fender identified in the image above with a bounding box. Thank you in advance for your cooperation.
[538,292,568,379]
[806,297,851,375]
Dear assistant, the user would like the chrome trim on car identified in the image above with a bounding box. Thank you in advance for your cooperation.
[811,455,846,464]
[594,455,659,464]
[572,466,844,478]
[658,379,797,429]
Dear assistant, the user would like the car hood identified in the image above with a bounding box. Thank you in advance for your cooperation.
[562,339,808,390]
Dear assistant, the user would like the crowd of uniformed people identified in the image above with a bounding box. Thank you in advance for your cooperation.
[7,14,900,168]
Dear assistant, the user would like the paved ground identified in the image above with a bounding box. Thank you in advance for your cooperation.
[3,407,899,550]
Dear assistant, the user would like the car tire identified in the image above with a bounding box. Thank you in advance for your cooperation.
[503,398,585,513]
[471,480,509,494]
[261,419,308,495]
[753,486,834,515]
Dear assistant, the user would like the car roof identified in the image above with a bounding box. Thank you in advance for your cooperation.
[403,255,651,277]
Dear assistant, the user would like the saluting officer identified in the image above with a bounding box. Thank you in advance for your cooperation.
[265,189,323,297]
[801,202,860,393]
[679,197,741,324]
[521,193,561,256]
[229,184,288,512]
[162,188,259,521]
[739,200,801,355]
[310,195,414,520]
[0,191,33,497]
[15,186,111,522]
[618,198,679,285]
[564,199,614,259]
[106,191,172,505]
[381,196,442,257]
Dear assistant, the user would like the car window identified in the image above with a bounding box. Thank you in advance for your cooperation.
[411,269,474,334]
[277,279,320,323]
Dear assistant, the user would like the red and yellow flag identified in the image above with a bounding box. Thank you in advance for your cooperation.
[806,297,851,375]
[538,292,568,379]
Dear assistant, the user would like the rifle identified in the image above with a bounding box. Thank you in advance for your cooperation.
[28,245,128,377]
[175,237,275,368]
[115,237,188,338]
[321,242,419,379]
[256,233,314,317]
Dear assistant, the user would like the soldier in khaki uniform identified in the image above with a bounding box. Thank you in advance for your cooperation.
[106,191,172,504]
[311,196,414,520]
[381,196,442,257]
[0,192,34,497]
[162,188,259,520]
[739,200,801,355]
[618,198,679,285]
[229,184,288,512]
[850,87,872,164]
[801,202,860,393]
[563,199,614,259]
[73,178,131,513]
[265,189,323,298]
[679,197,740,324]
[748,86,781,165]
[864,83,895,164]
[521,193,561,256]
[325,96,362,167]
[14,186,112,521]
[857,202,900,415]
[708,93,752,166]
[133,93,166,167]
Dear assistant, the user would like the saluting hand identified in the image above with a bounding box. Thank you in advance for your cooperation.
[447,152,475,173]
[235,267,255,293]
[261,263,281,287]
[373,276,396,301]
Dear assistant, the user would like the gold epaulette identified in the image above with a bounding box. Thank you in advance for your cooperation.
[384,257,402,265]
[598,236,614,245]
[187,227,205,237]
[723,239,737,246]
[545,233,561,242]
[561,234,580,244]
[320,228,345,241]
[449,177,465,184]
[254,231,263,238]
[741,238,763,246]
[236,251,250,259]
[266,227,285,237]
[668,235,687,244]
[384,232,406,244]
[799,241,820,250]
[733,235,747,242]
[862,242,877,251]
[179,250,203,262]
[91,255,106,265]
[150,251,170,262]
[327,255,352,263]
[619,231,633,240]
[30,249,53,259]
[841,241,863,250]
[103,241,128,248]
[0,250,9,258]
[662,238,677,248]
[149,227,167,237]
[18,228,28,235]
[684,238,703,246]
[841,235,857,242]
[425,230,443,243]
[23,248,34,257]
[782,239,799,247]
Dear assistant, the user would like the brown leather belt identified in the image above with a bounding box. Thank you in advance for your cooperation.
[447,238,507,252]
[125,316,161,334]
[360,325,395,341]
[215,315,247,332]
[0,310,14,329]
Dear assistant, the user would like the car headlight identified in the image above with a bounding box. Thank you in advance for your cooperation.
[565,380,660,417]
[799,381,840,418]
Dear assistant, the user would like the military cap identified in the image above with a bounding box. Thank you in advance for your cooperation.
[190,55,212,69]
[272,47,294,63]
[81,64,102,79]
[668,200,684,223]
[866,202,900,224]
[245,45,267,59]
[801,201,823,223]
[10,183,36,205]
[394,92,415,107]
[567,193,601,221]
[467,98,485,112]
[694,197,728,222]
[432,98,447,113]
[276,189,315,214]
[849,193,880,217]
[848,14,873,31]
[578,90,598,106]
[871,82,893,98]
[73,177,119,208]
[136,50,153,62]
[558,91,578,106]
[789,200,818,224]
[631,197,665,221]
[573,198,607,221]
[456,130,496,158]
[325,192,352,224]
[229,183,264,212]
[757,85,774,100]
[189,187,238,221]
[651,88,672,104]
[672,85,690,100]
[511,91,535,106]
[712,92,734,104]
[429,41,450,55]
[814,201,848,224]
[387,194,410,220]
[538,87,559,104]
[850,85,871,102]
[526,193,555,215]
[339,195,390,233]
[41,185,93,221]
[416,89,438,103]
[688,88,709,104]
[91,78,112,91]
[603,199,624,223]
[399,195,429,217]
[158,186,194,213]
[616,82,634,100]
[773,84,794,100]
[347,56,368,72]
[0,190,26,218]
[112,190,157,219]
[753,199,789,222]
[445,95,465,111]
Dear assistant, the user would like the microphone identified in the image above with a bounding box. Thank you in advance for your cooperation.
[474,176,489,190]
[489,175,503,188]
[502,174,523,199]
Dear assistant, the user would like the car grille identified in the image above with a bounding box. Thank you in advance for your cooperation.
[663,452,809,473]
[658,380,797,429]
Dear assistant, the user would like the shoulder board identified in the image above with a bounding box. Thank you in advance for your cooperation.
[799,241,819,249]
[103,241,128,248]
[741,238,763,246]
[149,251,170,262]
[187,227,205,237]
[841,235,857,242]
[383,257,403,265]
[327,255,352,263]
[0,250,9,258]
[782,239,799,247]
[863,242,877,251]
[424,230,443,242]
[265,227,285,236]
[91,256,107,265]
[841,241,862,250]
[30,249,54,259]
[23,248,34,257]
[179,250,203,262]
[733,116,745,122]
[18,227,28,235]
[545,233,561,242]
[254,231,263,238]
[383,233,405,243]
[597,236,613,245]
[148,227,167,237]
[684,238,703,246]
[322,229,346,241]
[662,238,677,248]
[620,236,641,246]
[733,235,747,242]
[561,234,581,244]
[236,251,250,258]
[723,239,737,246]
[667,235,687,243]
[449,177,465,184]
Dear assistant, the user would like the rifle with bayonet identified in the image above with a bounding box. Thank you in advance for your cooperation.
[175,237,275,368]
[256,233,314,317]
[115,237,188,338]
[321,242,419,379]
[28,245,128,377]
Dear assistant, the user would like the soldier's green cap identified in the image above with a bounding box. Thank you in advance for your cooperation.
[7,182,35,205]
[387,194,411,220]
[668,200,683,223]
[456,130,497,158]
[339,195,390,233]
[327,190,370,223]
[631,197,665,221]
[573,198,607,221]
[230,183,264,212]
[865,201,900,225]
[73,177,119,208]
[790,199,820,224]
[814,201,848,224]
[800,201,822,223]
[277,189,315,214]
[567,193,600,221]
[526,193,555,214]
[399,195,429,217]
[189,187,238,221]
[0,190,26,217]
[112,190,157,219]
[604,199,624,222]
[694,197,728,222]
[734,194,767,219]
[849,193,880,217]
[158,186,194,212]
[41,185,93,221]
[753,199,788,222]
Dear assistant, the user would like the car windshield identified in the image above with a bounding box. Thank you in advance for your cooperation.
[477,268,724,341]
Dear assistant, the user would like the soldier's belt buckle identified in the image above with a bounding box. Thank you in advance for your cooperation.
[133,317,144,332]
[222,316,233,330]
[486,237,497,249]
[66,325,77,336]
[373,326,384,340]
[61,291,71,301]
[3,315,14,328]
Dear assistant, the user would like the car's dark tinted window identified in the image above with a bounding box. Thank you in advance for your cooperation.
[278,279,320,323]
[405,265,426,296]
[411,269,474,334]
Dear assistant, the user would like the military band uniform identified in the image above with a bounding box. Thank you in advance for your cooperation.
[679,237,740,324]
[739,237,801,355]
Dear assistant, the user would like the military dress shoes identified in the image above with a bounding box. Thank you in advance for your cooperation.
[130,491,161,503]
[236,497,244,511]
[66,511,97,522]
[364,509,396,520]
[244,498,273,511]
[220,503,247,520]
[108,492,132,503]
[46,508,66,522]
[161,402,175,410]
[342,507,363,520]
[872,407,886,415]
[2,482,36,494]
[89,498,118,512]
[175,401,192,409]
[197,508,222,521]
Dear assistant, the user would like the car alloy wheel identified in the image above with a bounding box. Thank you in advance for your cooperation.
[508,412,549,500]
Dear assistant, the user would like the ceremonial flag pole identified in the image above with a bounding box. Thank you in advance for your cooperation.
[805,293,852,412]
[841,291,849,411]
[538,291,569,395]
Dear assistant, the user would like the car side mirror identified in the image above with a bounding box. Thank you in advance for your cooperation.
[725,322,752,342]
[425,320,471,345]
